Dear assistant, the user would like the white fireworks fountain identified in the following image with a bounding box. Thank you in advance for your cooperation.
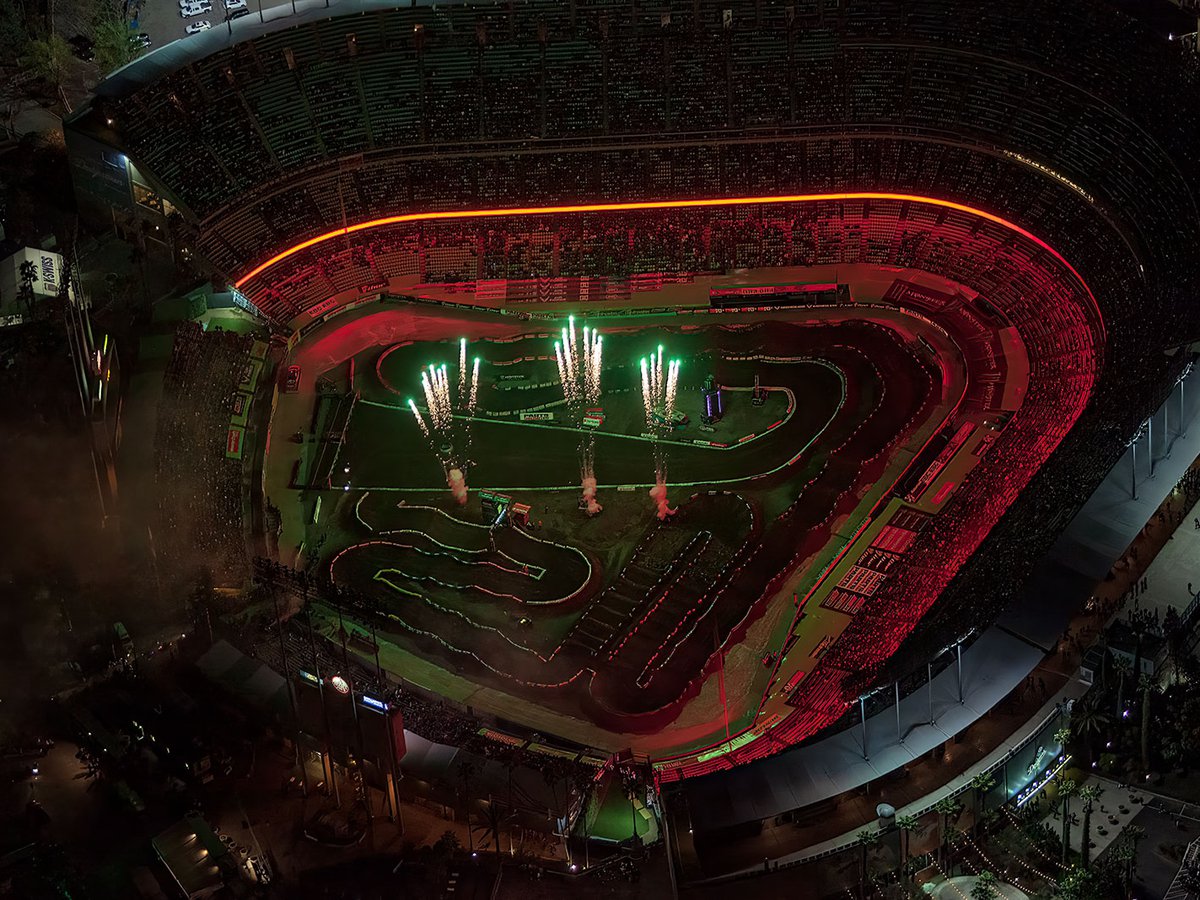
[409,340,481,504]
[640,346,680,520]
[555,316,605,515]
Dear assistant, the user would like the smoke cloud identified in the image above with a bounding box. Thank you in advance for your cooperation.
[447,467,468,505]
[649,480,676,521]
[581,476,603,516]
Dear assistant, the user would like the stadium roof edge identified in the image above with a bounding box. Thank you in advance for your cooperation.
[78,0,474,105]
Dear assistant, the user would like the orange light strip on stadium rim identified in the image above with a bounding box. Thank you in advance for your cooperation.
[233,192,1100,325]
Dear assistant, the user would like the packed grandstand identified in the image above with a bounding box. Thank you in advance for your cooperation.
[65,0,1200,783]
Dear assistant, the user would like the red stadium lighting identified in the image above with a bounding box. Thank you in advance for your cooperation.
[231,193,1101,330]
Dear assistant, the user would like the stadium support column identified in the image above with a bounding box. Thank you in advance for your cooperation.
[1131,441,1138,501]
[894,682,904,745]
[927,663,935,726]
[1182,377,1188,439]
[860,696,869,761]
[956,642,964,704]
[1149,416,1155,477]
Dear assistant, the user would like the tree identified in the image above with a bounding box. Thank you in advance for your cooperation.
[933,796,961,868]
[1111,824,1145,897]
[427,830,460,888]
[17,259,37,320]
[93,18,141,74]
[19,33,71,93]
[1138,674,1156,772]
[970,772,996,835]
[970,870,1000,900]
[856,829,879,900]
[474,798,507,859]
[1057,777,1078,863]
[1077,785,1101,869]
[0,0,29,63]
[1054,863,1104,900]
[896,814,919,881]
[1163,607,1186,684]
[456,760,477,851]
[1114,655,1133,719]
[1070,694,1111,766]
[1128,608,1155,683]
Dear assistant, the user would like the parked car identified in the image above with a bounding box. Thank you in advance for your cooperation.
[180,3,212,17]
[225,0,247,10]
[186,20,211,33]
[133,33,152,48]
[226,7,250,20]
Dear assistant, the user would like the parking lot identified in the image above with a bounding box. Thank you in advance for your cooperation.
[133,0,257,51]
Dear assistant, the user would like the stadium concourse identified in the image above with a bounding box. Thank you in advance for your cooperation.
[59,0,1200,893]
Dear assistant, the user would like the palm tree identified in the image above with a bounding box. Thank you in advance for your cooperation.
[1138,674,1156,772]
[1164,607,1186,684]
[475,798,506,859]
[1114,654,1133,719]
[969,772,996,835]
[943,824,962,875]
[1057,777,1078,863]
[896,814,919,883]
[17,259,37,320]
[1077,785,1101,869]
[933,796,961,867]
[856,828,879,899]
[1117,824,1146,896]
[1128,608,1155,682]
[1070,694,1111,765]
[456,760,477,851]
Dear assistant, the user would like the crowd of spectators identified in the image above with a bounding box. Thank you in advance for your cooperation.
[74,0,1198,321]
[154,323,256,585]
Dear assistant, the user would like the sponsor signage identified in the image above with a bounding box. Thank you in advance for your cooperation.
[581,416,603,429]
[360,694,388,712]
[498,373,528,381]
[709,283,837,297]
[329,674,351,695]
[303,295,342,319]
[519,411,555,422]
[40,255,59,295]
[225,426,245,459]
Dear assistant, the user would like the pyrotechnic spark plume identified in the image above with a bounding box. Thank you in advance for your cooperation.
[458,338,468,405]
[407,398,429,436]
[638,346,681,519]
[413,344,481,502]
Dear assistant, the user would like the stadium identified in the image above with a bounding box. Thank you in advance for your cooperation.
[59,0,1200,887]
